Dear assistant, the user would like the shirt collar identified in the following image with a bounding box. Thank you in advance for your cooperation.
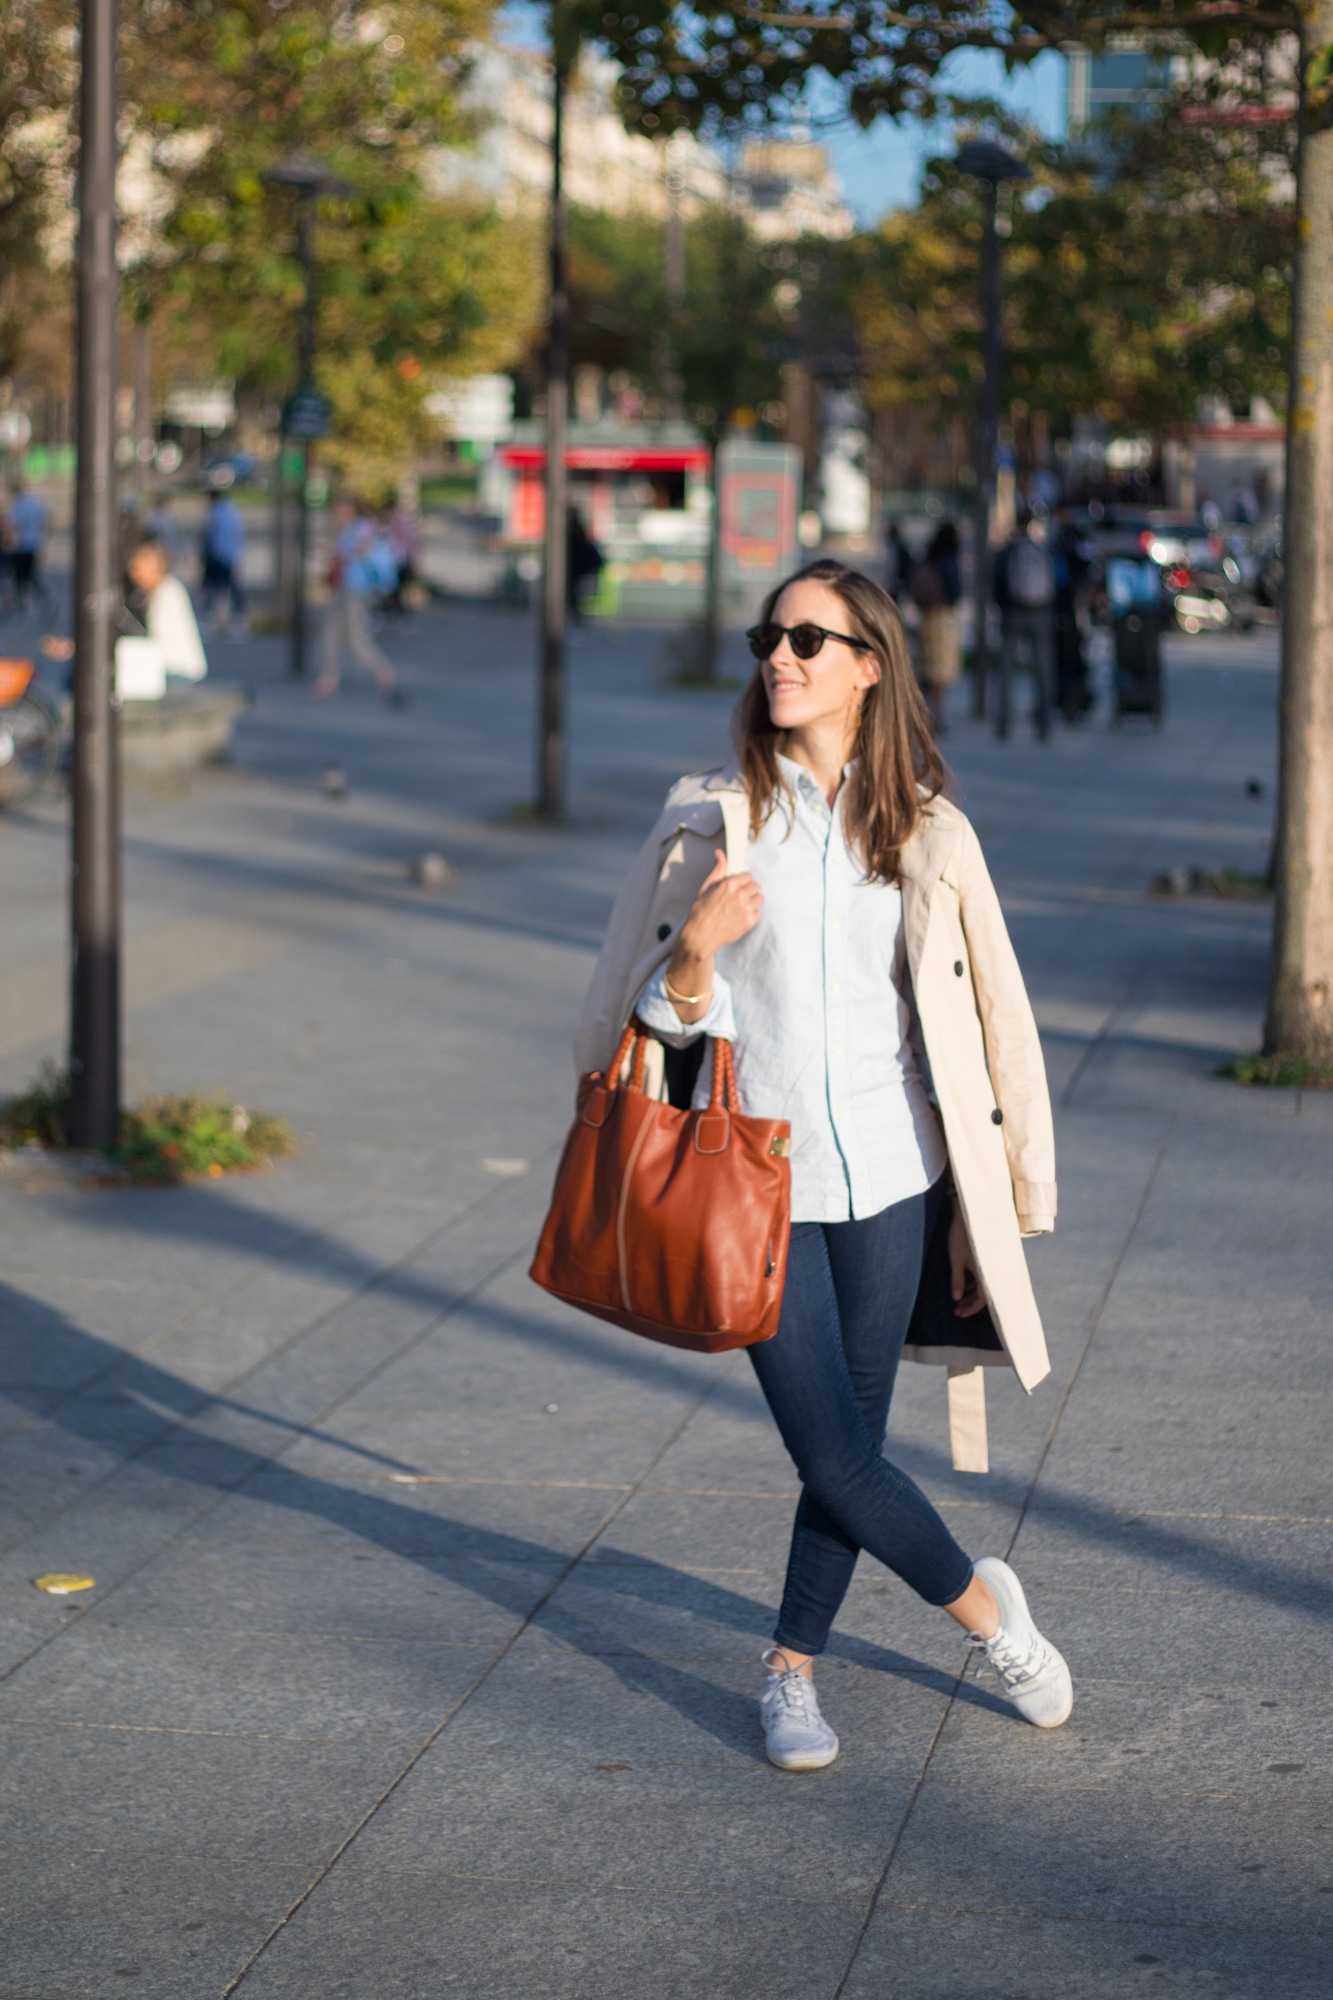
[775,753,857,813]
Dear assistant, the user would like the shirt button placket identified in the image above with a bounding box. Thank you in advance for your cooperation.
[825,810,854,1207]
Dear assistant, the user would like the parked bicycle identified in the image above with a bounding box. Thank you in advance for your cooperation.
[0,657,61,809]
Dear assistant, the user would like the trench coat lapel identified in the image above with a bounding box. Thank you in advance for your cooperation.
[897,807,959,984]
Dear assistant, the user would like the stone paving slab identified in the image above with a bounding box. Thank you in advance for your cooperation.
[1,605,1329,1995]
[839,1907,1333,2000]
[927,1677,1333,1796]
[0,1724,411,1856]
[239,1876,870,2000]
[0,1850,314,2000]
[881,1781,1332,1930]
[1010,1507,1333,1599]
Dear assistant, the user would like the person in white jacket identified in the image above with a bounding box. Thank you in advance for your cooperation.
[126,539,208,681]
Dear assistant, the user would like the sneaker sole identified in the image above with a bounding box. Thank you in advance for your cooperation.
[764,1739,839,1772]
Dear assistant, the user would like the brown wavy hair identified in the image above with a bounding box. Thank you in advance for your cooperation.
[733,559,946,884]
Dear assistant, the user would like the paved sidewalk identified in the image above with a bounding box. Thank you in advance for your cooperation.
[0,606,1328,1999]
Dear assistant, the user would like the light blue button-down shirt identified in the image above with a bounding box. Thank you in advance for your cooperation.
[637,755,948,1224]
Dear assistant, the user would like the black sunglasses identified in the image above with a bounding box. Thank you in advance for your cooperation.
[746,620,871,662]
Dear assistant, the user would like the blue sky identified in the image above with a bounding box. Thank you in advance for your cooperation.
[499,8,1069,226]
[824,49,1068,223]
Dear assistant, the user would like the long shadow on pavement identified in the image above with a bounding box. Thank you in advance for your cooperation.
[0,1283,1024,1756]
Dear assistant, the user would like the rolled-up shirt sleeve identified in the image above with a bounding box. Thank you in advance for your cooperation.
[635,966,737,1045]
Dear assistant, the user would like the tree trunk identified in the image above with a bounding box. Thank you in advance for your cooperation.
[1266,19,1333,1061]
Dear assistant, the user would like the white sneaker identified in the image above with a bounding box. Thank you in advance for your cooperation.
[760,1649,839,1771]
[969,1556,1073,1729]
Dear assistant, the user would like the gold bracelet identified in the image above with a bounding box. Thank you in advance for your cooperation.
[663,970,711,1008]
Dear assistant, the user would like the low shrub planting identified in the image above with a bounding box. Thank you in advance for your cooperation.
[0,1065,295,1183]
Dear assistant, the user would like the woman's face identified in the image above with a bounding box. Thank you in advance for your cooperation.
[760,578,880,735]
[127,545,167,594]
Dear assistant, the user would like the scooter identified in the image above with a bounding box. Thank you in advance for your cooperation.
[1163,563,1258,636]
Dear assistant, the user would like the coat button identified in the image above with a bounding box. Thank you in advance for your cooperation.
[991,1108,1004,1125]
[657,922,671,941]
[954,960,964,976]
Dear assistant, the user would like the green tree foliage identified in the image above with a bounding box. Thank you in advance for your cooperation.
[840,89,1292,438]
[567,204,671,382]
[1009,118,1292,430]
[118,1,541,488]
[566,195,790,670]
[570,1,1296,138]
[568,200,789,435]
[0,0,75,386]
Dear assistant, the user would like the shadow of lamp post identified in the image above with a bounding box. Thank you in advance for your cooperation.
[955,141,1028,723]
[265,155,350,680]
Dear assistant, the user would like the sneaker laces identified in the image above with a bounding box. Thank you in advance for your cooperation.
[765,1668,818,1720]
[970,1622,1047,1690]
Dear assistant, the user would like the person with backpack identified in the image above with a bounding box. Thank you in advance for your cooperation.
[911,521,963,732]
[1052,508,1093,722]
[884,520,914,603]
[992,519,1057,741]
[314,498,404,703]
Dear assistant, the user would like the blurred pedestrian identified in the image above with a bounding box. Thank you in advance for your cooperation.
[378,501,421,623]
[1052,509,1093,723]
[884,520,914,602]
[8,480,52,614]
[992,520,1057,742]
[200,489,246,636]
[126,537,208,681]
[910,521,963,732]
[144,492,185,571]
[566,506,603,623]
[314,497,403,704]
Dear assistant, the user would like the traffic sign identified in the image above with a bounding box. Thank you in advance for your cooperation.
[281,385,332,439]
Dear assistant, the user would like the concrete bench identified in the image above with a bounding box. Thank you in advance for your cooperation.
[120,682,249,782]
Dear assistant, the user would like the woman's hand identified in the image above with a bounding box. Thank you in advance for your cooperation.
[664,849,764,1022]
[948,1202,985,1318]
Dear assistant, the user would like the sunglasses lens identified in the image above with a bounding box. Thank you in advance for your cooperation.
[789,625,826,660]
[747,623,782,659]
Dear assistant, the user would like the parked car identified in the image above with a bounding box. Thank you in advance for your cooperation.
[1085,507,1219,574]
[1083,508,1276,633]
[201,452,257,491]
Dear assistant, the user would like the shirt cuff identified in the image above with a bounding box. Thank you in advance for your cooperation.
[635,966,736,1045]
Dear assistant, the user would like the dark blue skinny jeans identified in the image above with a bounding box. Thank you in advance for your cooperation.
[749,1178,975,1657]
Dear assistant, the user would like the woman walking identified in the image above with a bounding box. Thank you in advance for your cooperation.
[911,520,964,732]
[576,559,1070,1770]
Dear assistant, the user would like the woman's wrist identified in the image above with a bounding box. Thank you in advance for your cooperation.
[665,944,713,1021]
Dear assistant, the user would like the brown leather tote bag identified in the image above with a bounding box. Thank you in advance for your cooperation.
[530,1019,792,1352]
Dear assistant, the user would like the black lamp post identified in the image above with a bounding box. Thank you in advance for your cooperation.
[266,155,347,678]
[537,24,571,819]
[68,0,121,1150]
[955,141,1028,720]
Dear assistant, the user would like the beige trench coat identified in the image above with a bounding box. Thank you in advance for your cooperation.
[574,764,1056,1473]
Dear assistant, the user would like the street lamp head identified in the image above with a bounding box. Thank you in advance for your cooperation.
[264,153,351,198]
[954,141,1030,186]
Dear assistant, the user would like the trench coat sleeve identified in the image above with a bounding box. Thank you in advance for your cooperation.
[956,819,1057,1235]
[574,811,673,1077]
